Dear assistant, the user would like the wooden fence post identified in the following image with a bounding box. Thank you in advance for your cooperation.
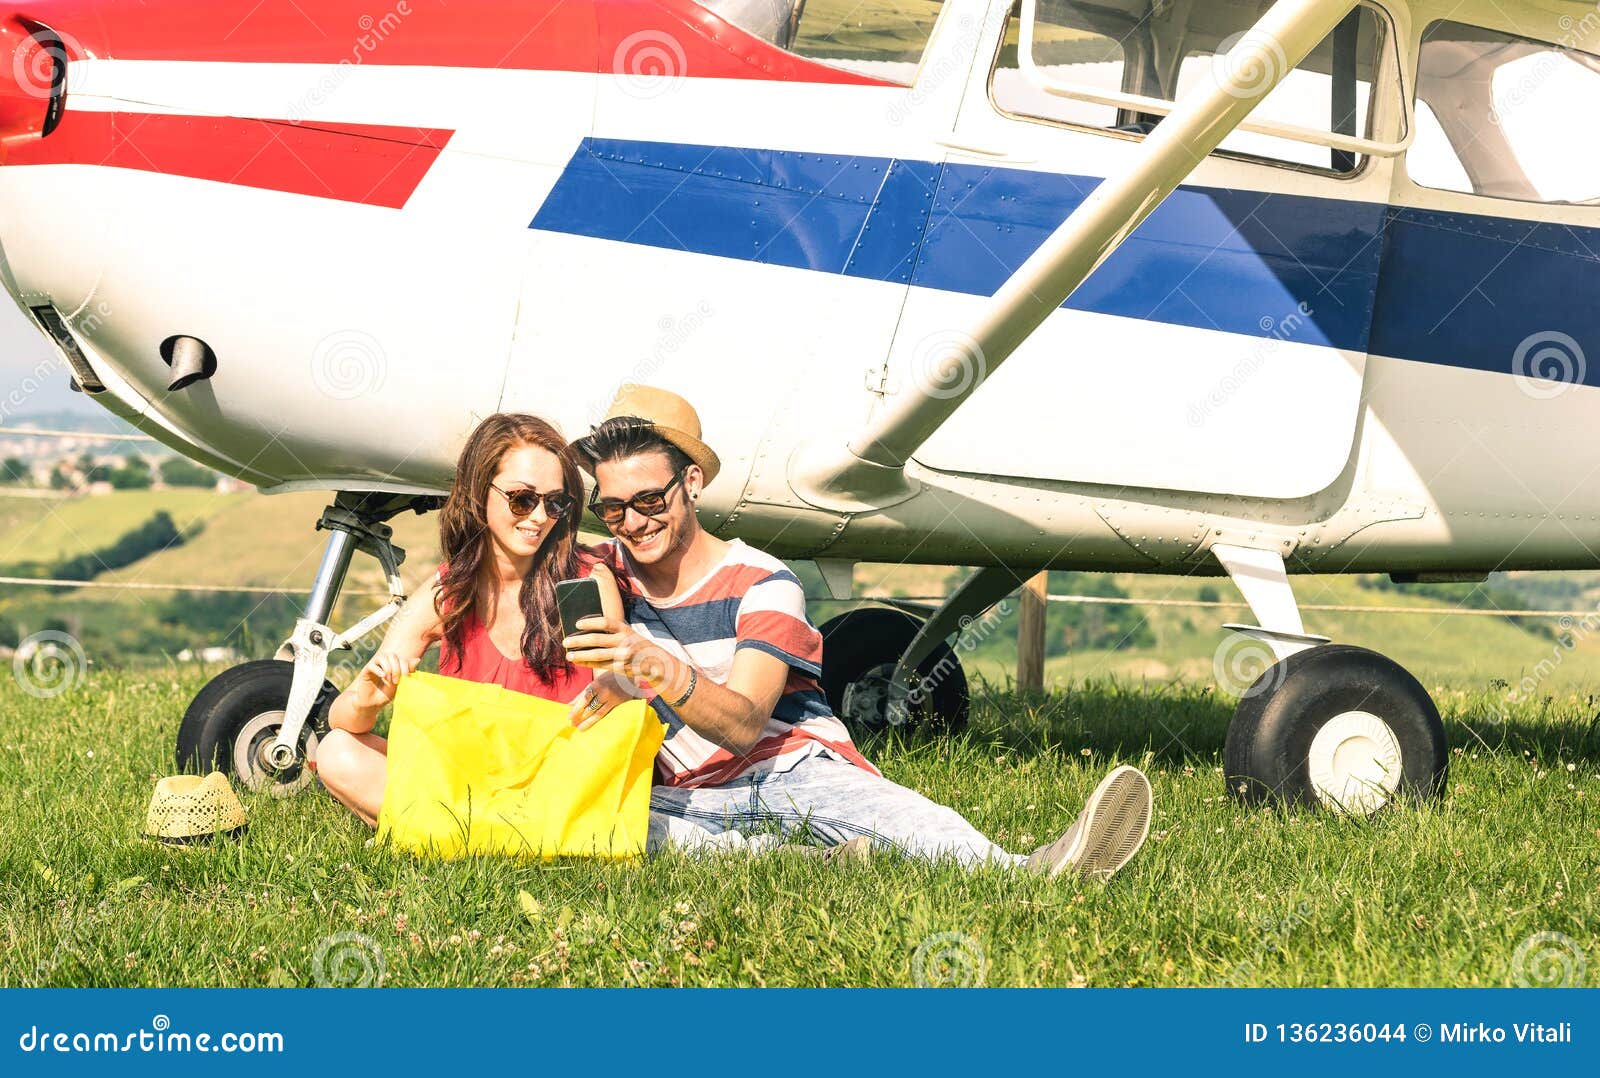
[1017,571,1048,692]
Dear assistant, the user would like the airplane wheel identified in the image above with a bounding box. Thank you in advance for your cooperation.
[1224,644,1447,815]
[175,660,339,796]
[818,607,969,735]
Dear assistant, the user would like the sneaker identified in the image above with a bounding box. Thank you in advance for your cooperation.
[1025,765,1152,880]
[782,835,875,863]
[823,835,875,864]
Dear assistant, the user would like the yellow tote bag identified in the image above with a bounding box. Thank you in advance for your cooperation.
[376,671,664,861]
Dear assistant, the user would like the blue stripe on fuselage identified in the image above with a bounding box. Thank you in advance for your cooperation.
[1368,207,1600,382]
[530,138,1600,383]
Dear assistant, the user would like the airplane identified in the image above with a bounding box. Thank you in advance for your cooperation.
[0,0,1596,817]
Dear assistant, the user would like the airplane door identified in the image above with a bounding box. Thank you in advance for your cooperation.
[885,0,1406,500]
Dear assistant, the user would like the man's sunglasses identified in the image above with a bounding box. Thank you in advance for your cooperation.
[588,469,686,527]
[491,483,576,519]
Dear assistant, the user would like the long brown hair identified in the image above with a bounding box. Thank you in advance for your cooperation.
[435,413,586,681]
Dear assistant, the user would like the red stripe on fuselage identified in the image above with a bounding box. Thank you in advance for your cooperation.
[62,0,892,86]
[5,110,451,208]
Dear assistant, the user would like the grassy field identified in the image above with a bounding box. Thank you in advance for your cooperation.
[0,492,443,662]
[15,487,1600,685]
[2,494,1598,986]
[851,561,1600,692]
[2,667,1594,988]
[1069,571,1600,687]
[88,491,441,595]
[0,489,244,568]
[0,491,73,538]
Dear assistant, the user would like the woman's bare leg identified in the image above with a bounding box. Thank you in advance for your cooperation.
[315,729,389,827]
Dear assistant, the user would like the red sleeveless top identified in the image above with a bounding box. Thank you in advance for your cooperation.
[435,563,595,703]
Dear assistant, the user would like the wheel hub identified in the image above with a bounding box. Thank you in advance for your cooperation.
[233,710,319,797]
[841,663,912,729]
[1307,711,1403,815]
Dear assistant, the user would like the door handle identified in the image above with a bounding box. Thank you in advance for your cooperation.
[936,138,1009,158]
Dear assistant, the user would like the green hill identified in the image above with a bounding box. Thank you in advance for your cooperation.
[0,489,243,568]
[845,562,1600,692]
[0,491,440,666]
[1030,571,1600,692]
[5,491,1600,694]
[88,490,442,595]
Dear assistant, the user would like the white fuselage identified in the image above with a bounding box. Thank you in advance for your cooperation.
[2,0,1597,574]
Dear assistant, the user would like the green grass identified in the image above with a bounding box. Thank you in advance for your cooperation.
[0,491,71,539]
[2,669,1595,987]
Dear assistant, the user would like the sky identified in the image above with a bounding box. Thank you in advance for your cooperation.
[0,295,99,417]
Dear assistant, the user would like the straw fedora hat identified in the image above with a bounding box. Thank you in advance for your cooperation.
[575,385,721,484]
[143,772,247,844]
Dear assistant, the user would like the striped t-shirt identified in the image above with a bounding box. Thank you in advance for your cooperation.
[601,538,879,788]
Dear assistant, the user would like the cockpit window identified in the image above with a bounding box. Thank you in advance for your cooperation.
[699,0,945,85]
[991,0,1390,175]
[1410,19,1600,204]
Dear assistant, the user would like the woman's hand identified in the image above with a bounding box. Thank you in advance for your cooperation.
[567,670,640,730]
[350,650,420,711]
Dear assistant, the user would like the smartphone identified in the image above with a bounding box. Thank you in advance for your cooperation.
[556,577,604,640]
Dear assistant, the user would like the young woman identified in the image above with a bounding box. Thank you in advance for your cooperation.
[315,413,622,826]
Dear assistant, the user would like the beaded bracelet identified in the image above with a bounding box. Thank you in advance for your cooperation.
[665,666,698,709]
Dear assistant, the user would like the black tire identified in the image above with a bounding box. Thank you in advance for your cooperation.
[175,660,339,795]
[818,607,969,735]
[1224,644,1447,814]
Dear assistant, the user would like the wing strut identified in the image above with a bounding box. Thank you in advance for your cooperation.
[791,0,1363,512]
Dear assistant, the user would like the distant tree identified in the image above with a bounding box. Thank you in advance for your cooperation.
[107,457,153,489]
[1049,571,1154,652]
[42,616,70,635]
[110,471,152,490]
[158,590,299,651]
[160,457,217,488]
[934,567,1154,662]
[1358,574,1555,640]
[48,466,72,490]
[1197,584,1221,604]
[0,457,28,484]
[0,617,18,648]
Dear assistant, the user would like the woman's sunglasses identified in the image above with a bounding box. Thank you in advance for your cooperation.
[491,483,576,519]
[588,469,685,527]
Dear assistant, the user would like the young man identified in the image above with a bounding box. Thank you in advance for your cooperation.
[563,385,1153,877]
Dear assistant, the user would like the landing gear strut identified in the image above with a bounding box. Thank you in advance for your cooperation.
[174,491,440,792]
[1211,543,1448,814]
